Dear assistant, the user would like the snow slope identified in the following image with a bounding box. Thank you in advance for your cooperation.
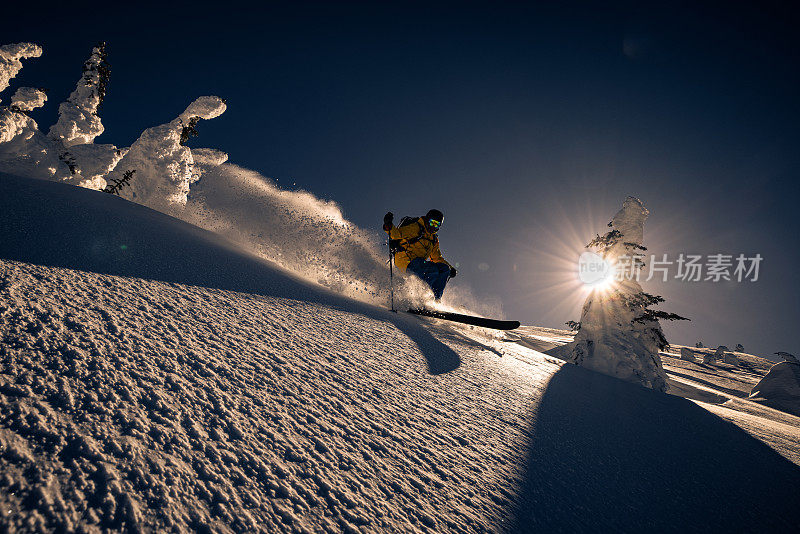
[1,173,800,532]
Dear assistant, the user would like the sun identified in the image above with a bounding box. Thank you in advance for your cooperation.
[578,252,616,292]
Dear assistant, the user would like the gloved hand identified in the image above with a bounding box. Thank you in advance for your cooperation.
[449,266,458,278]
[383,212,394,230]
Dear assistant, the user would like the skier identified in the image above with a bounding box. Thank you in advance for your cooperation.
[383,209,457,301]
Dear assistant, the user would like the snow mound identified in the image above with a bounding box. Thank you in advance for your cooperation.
[0,43,123,189]
[680,347,696,362]
[750,360,800,417]
[65,143,125,189]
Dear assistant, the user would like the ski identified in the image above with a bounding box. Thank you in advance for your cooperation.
[407,308,521,330]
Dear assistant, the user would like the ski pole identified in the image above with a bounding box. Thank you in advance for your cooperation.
[388,236,395,312]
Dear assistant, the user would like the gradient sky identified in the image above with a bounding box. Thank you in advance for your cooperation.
[7,1,799,359]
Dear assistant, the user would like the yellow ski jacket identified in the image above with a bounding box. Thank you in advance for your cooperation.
[385,217,451,271]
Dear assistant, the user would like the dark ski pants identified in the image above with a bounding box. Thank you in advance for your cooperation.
[407,257,451,300]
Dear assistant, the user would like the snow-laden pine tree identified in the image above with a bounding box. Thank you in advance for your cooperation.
[8,87,47,112]
[0,43,42,100]
[0,86,72,180]
[0,42,228,203]
[553,196,687,391]
[0,43,71,180]
[0,42,120,185]
[48,42,110,147]
[47,42,123,190]
[106,96,227,208]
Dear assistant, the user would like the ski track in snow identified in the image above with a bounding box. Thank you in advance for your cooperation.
[0,259,554,533]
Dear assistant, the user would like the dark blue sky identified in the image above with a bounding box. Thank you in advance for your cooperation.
[8,1,799,358]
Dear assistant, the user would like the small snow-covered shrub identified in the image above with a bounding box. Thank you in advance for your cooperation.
[103,169,135,196]
[702,351,717,364]
[723,352,739,366]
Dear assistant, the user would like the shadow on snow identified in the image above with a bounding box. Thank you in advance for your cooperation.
[507,364,800,533]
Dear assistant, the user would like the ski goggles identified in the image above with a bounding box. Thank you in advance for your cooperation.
[428,218,442,229]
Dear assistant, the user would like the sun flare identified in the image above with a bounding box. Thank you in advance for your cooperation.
[578,251,616,292]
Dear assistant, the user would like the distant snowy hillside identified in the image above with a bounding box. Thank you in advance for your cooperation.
[1,174,800,533]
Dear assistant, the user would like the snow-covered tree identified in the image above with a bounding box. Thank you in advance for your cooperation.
[0,43,42,103]
[552,197,687,392]
[106,96,227,208]
[0,42,227,197]
[0,42,121,187]
[0,43,69,180]
[0,87,72,181]
[9,87,47,112]
[47,42,122,190]
[48,42,110,147]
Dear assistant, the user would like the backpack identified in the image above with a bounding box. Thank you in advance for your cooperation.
[389,216,425,253]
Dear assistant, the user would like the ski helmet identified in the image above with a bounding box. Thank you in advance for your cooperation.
[426,209,443,231]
